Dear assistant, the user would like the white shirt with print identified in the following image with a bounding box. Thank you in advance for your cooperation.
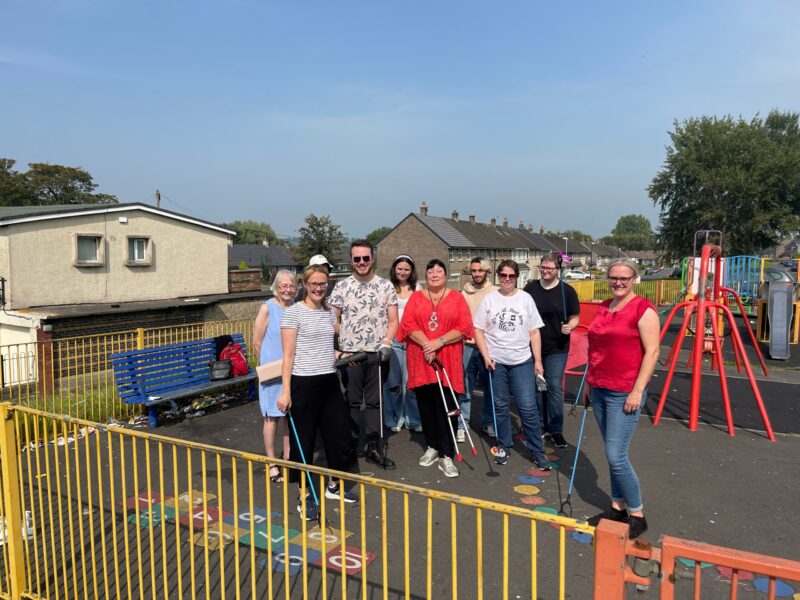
[329,275,398,352]
[473,290,544,366]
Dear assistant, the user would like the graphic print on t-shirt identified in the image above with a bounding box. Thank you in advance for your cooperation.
[493,307,525,332]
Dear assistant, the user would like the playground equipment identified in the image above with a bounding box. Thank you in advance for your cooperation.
[653,231,775,441]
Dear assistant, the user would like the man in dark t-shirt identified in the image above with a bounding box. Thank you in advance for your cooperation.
[524,253,581,448]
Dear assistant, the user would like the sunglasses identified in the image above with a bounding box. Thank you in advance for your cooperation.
[609,276,634,284]
[352,256,372,263]
[499,273,518,280]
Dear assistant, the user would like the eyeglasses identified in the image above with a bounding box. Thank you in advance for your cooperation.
[307,282,329,289]
[277,284,297,290]
[608,276,634,284]
[539,266,557,272]
[352,256,372,263]
[499,273,518,280]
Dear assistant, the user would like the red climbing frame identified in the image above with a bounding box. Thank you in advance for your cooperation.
[653,240,775,441]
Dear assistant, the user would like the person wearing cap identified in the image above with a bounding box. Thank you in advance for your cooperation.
[329,239,399,470]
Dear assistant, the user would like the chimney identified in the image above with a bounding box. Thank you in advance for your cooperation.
[420,202,428,216]
[262,237,269,247]
[452,210,459,221]
[469,215,475,224]
[528,224,533,232]
[540,225,544,234]
[503,217,509,227]
[518,220,524,229]
[490,217,497,226]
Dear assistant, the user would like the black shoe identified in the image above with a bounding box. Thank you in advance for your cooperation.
[628,515,648,539]
[365,444,396,470]
[587,506,629,526]
[551,433,568,448]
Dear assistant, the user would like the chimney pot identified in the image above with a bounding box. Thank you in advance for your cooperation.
[469,215,475,224]
[490,217,497,226]
[452,210,459,221]
[518,220,524,229]
[528,224,533,232]
[503,217,509,227]
[540,225,544,234]
[420,202,428,216]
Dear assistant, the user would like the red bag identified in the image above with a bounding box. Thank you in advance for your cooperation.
[220,343,249,377]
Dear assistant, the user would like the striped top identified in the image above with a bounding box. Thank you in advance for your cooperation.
[280,303,337,376]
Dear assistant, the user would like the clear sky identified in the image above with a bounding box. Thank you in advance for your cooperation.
[2,1,799,240]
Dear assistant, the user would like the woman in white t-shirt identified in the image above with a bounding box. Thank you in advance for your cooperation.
[278,265,357,520]
[473,259,551,470]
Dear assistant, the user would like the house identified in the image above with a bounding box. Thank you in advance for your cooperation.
[377,204,567,288]
[229,244,301,277]
[588,242,630,269]
[626,250,661,267]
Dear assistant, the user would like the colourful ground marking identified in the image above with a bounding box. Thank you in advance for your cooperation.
[314,544,376,575]
[265,543,322,575]
[179,505,231,529]
[162,489,217,511]
[571,532,592,544]
[543,446,555,453]
[546,453,560,462]
[677,558,713,568]
[240,524,300,550]
[516,475,543,485]
[521,496,546,506]
[533,506,558,515]
[548,461,560,469]
[222,507,281,530]
[752,578,795,596]
[125,490,170,510]
[513,484,541,495]
[291,525,354,552]
[127,506,163,528]
[715,566,754,580]
[191,522,246,550]
[528,467,553,477]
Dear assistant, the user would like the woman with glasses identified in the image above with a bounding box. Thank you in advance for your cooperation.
[278,265,357,520]
[583,259,659,539]
[398,259,473,478]
[253,269,297,483]
[384,255,423,433]
[473,260,551,470]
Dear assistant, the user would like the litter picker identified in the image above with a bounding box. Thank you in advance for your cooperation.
[431,361,463,462]
[558,359,590,517]
[433,359,478,457]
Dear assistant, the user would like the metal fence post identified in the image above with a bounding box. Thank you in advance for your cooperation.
[593,519,628,600]
[0,402,26,599]
[136,328,145,350]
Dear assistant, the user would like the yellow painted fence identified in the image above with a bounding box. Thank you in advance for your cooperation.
[0,404,595,600]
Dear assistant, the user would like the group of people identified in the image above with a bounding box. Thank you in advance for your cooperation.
[252,242,659,539]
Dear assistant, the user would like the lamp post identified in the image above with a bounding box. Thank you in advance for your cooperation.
[562,236,568,259]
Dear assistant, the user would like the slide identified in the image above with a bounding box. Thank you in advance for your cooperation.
[767,282,794,360]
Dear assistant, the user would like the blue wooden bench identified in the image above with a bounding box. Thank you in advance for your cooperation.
[111,334,257,428]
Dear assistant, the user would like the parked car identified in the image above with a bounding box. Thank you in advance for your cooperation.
[564,269,591,280]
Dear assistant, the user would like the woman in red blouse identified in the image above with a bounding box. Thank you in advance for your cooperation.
[583,259,659,539]
[398,259,473,478]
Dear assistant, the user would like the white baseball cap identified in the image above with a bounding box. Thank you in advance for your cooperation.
[308,254,333,270]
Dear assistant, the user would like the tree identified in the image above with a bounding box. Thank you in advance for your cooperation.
[0,159,118,205]
[561,229,593,243]
[649,111,800,260]
[0,159,33,206]
[260,255,272,284]
[221,219,281,245]
[365,226,392,247]
[296,214,346,265]
[603,215,654,250]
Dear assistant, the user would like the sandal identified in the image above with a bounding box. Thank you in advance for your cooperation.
[269,466,284,483]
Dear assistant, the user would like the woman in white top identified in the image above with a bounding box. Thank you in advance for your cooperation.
[278,265,357,519]
[473,259,551,470]
[383,255,423,432]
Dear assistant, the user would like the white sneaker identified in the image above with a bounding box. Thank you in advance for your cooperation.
[438,456,459,478]
[456,429,466,443]
[419,447,438,467]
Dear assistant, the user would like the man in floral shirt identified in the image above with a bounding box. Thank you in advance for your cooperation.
[330,240,399,469]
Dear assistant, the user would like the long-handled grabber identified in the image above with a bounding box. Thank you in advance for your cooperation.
[486,370,506,464]
[558,361,590,518]
[287,409,322,526]
[376,351,391,467]
[432,361,463,462]
[434,359,478,458]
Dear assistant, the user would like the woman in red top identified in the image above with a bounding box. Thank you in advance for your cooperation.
[583,259,659,539]
[398,259,473,478]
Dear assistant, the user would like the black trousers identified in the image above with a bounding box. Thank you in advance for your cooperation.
[414,383,458,459]
[344,354,390,446]
[289,373,355,491]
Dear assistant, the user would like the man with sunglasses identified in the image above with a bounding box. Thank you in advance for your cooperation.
[523,253,580,448]
[330,239,399,469]
[461,257,497,440]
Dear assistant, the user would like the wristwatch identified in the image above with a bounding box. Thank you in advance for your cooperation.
[439,336,446,345]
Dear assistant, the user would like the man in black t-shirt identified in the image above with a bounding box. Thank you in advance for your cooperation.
[523,253,581,448]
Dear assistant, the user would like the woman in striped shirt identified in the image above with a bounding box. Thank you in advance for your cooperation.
[278,265,357,520]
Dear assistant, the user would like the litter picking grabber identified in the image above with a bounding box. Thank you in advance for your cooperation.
[377,350,391,467]
[559,360,590,518]
[432,361,463,462]
[287,409,321,524]
[487,370,504,464]
[433,359,477,457]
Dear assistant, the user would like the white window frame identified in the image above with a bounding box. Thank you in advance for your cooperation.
[72,234,105,267]
[126,236,152,266]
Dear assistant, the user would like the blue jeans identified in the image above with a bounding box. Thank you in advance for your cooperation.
[458,345,478,430]
[490,359,546,460]
[591,387,644,512]
[383,342,421,429]
[538,352,569,435]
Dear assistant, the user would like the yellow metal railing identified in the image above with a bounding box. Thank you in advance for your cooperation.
[567,279,684,306]
[0,404,594,600]
[0,319,256,422]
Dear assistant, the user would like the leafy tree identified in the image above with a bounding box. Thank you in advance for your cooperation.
[0,159,33,206]
[260,256,272,284]
[604,215,654,250]
[221,219,281,245]
[649,111,800,260]
[297,214,346,265]
[366,226,392,247]
[23,162,118,204]
[561,229,593,243]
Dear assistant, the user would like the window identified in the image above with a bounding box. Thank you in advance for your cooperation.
[126,236,152,266]
[449,249,454,262]
[73,234,104,267]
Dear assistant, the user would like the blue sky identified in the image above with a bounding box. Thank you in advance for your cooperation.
[2,1,799,240]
